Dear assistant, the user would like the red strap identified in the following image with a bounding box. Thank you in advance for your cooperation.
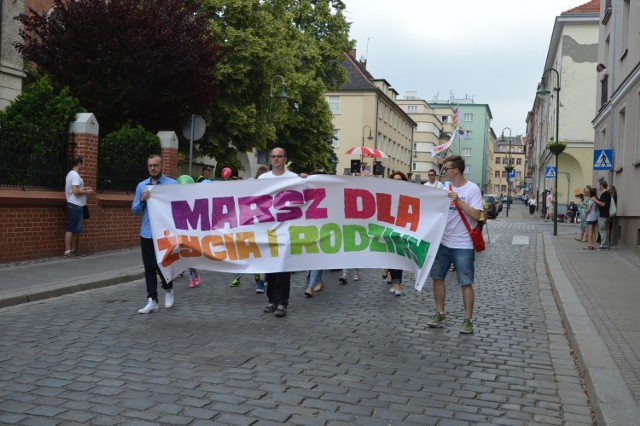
[449,184,473,234]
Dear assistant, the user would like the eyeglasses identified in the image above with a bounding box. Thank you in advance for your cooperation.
[441,167,454,172]
[270,155,285,159]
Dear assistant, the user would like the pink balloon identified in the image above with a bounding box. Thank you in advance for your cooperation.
[221,167,232,178]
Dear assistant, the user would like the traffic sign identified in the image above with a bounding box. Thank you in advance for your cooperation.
[545,166,556,179]
[507,169,516,179]
[593,149,613,170]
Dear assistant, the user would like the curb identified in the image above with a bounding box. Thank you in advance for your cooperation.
[0,268,144,310]
[543,233,640,425]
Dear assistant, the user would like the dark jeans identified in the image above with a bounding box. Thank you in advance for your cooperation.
[141,237,172,301]
[266,272,291,307]
[389,269,403,284]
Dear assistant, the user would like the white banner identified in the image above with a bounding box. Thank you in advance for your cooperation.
[431,128,457,158]
[147,175,450,290]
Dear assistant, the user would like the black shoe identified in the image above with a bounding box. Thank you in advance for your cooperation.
[274,305,287,317]
[263,304,276,313]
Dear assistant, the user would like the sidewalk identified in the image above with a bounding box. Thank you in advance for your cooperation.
[1,215,639,424]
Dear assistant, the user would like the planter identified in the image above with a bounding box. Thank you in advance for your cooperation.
[504,166,514,173]
[547,143,566,155]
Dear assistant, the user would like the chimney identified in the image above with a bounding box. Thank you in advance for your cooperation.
[349,49,357,58]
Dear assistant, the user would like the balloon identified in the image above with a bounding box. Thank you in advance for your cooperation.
[177,175,194,184]
[221,167,232,178]
[200,179,211,183]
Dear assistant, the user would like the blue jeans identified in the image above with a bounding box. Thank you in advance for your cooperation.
[430,245,475,285]
[306,270,323,289]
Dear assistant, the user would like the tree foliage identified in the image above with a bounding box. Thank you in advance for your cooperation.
[199,0,352,173]
[15,0,225,135]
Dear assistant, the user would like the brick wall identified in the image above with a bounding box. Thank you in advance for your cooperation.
[0,114,179,263]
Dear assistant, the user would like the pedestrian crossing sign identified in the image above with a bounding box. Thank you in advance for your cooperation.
[545,166,556,178]
[593,149,614,170]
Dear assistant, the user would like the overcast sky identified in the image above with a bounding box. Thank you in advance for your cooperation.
[343,0,588,136]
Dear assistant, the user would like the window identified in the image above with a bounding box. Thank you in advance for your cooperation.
[517,147,522,153]
[463,113,473,122]
[332,129,340,148]
[494,171,500,178]
[441,115,450,123]
[494,185,500,193]
[501,146,506,152]
[327,96,340,114]
[501,185,507,192]
[621,0,630,56]
[516,158,522,165]
[495,157,501,165]
[462,148,471,157]
[617,108,625,167]
[407,105,418,113]
[464,165,470,173]
[501,171,506,178]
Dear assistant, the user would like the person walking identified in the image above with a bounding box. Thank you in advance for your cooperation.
[132,154,178,314]
[387,171,410,296]
[423,169,445,189]
[427,155,483,334]
[64,156,94,256]
[258,147,299,317]
[584,188,598,250]
[528,194,537,217]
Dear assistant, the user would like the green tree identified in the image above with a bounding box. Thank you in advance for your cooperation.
[15,0,225,135]
[198,0,352,173]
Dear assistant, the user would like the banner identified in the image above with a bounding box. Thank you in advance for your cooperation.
[431,128,458,158]
[147,175,450,290]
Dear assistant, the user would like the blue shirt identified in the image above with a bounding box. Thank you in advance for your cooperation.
[132,174,178,238]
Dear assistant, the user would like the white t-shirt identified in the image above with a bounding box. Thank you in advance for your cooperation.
[258,170,298,179]
[65,169,86,206]
[441,181,483,249]
[424,180,445,189]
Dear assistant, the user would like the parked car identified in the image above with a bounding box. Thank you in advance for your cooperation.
[487,194,503,213]
[483,195,499,219]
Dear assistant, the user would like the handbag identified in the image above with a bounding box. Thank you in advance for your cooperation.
[83,205,90,220]
[450,185,485,252]
[609,197,617,216]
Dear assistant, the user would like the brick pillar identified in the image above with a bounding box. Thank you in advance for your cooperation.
[68,113,99,192]
[157,131,179,179]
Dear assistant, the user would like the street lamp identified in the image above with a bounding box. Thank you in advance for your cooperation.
[537,68,561,236]
[362,125,374,148]
[268,75,288,124]
[501,127,513,218]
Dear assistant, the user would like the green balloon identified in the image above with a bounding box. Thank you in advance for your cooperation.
[177,175,194,184]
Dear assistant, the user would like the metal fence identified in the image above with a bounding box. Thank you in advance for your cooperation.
[97,143,159,193]
[0,127,71,191]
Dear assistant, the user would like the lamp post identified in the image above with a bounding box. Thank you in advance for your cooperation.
[268,75,288,124]
[501,127,513,218]
[537,68,560,236]
[361,125,374,170]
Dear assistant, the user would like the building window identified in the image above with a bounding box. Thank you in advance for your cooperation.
[501,146,506,152]
[495,157,501,165]
[327,96,340,114]
[441,115,450,123]
[517,171,522,179]
[463,113,473,122]
[517,147,522,153]
[516,158,522,165]
[494,185,499,193]
[462,148,471,157]
[464,165,470,174]
[501,171,506,178]
[332,130,340,148]
[494,171,500,178]
[407,105,418,113]
[501,185,507,193]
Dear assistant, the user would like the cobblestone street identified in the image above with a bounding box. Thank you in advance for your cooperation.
[0,209,594,425]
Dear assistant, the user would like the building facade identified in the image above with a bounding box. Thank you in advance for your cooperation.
[592,0,640,250]
[526,2,600,213]
[326,51,415,177]
[0,0,25,109]
[493,135,527,198]
[397,94,453,183]
[429,98,493,191]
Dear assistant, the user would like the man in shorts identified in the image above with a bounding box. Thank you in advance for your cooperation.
[427,155,483,334]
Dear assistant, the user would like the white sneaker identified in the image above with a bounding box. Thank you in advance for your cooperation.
[138,298,159,314]
[165,290,174,308]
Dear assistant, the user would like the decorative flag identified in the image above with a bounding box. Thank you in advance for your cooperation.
[431,128,458,158]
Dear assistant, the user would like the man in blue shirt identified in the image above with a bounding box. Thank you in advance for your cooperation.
[132,154,178,313]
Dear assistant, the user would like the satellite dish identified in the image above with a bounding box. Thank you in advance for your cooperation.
[182,115,206,141]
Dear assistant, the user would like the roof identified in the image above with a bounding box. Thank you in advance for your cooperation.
[339,52,377,91]
[562,0,600,15]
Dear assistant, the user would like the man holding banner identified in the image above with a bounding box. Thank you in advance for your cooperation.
[427,155,483,334]
[258,147,298,317]
[133,154,178,314]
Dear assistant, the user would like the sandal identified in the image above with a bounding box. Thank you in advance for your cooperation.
[574,238,582,241]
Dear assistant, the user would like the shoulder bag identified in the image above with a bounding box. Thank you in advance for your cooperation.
[450,185,485,252]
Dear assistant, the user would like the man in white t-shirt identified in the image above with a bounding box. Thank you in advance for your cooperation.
[64,156,94,256]
[427,155,483,334]
[423,169,445,189]
[258,147,298,317]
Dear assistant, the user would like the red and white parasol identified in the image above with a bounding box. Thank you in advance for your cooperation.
[344,146,388,158]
